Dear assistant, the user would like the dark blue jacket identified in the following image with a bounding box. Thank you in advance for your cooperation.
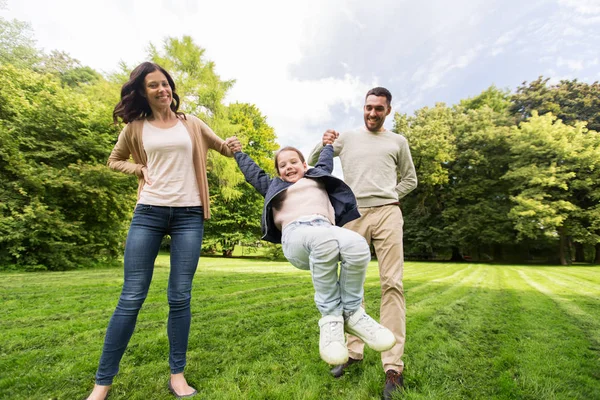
[233,144,361,244]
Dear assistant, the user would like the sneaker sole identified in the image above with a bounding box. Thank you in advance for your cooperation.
[345,327,396,352]
[320,349,349,365]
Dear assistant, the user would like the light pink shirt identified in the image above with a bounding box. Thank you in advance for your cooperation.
[138,120,201,206]
[272,178,335,230]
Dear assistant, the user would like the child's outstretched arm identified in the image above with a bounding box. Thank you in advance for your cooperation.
[225,136,272,197]
[312,144,335,174]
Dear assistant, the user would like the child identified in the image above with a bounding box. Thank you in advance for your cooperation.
[225,137,395,365]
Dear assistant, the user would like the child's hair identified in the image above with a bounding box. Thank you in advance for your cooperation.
[274,146,305,173]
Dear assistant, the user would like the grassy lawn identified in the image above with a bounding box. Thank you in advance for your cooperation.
[1,258,599,400]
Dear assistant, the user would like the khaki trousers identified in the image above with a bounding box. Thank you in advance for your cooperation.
[343,205,405,373]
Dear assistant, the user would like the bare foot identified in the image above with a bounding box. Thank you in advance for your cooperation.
[170,373,196,396]
[86,384,110,400]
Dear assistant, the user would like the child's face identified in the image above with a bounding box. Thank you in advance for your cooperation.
[277,150,308,183]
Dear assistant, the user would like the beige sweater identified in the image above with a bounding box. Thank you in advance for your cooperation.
[107,115,233,219]
[307,127,417,207]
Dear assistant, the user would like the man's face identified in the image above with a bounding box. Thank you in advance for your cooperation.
[363,95,391,132]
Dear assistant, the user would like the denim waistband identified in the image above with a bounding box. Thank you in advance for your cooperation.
[282,214,332,232]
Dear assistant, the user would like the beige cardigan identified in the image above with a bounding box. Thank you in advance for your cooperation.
[107,115,233,219]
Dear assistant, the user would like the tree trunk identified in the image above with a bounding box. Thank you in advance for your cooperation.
[492,244,503,262]
[449,246,464,262]
[594,243,600,264]
[574,242,585,263]
[559,227,568,266]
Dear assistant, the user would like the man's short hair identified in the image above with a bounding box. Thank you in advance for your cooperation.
[366,87,392,106]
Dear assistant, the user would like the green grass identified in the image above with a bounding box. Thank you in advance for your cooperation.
[1,259,599,399]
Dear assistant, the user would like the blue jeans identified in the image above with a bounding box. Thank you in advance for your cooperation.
[281,215,371,317]
[95,204,204,385]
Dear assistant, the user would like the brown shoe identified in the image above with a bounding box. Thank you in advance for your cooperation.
[383,370,404,400]
[329,357,362,378]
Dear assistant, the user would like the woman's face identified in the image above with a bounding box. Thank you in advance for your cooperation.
[143,70,173,111]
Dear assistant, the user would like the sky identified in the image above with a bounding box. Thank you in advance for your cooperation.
[2,0,600,165]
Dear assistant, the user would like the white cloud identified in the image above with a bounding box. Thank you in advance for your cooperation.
[416,45,483,91]
[557,57,585,71]
[562,26,584,36]
[494,27,521,46]
[2,0,598,159]
[2,0,374,150]
[558,0,600,15]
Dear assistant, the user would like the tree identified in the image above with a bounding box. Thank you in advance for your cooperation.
[503,112,599,265]
[204,103,279,256]
[0,65,134,270]
[511,77,600,131]
[148,36,235,119]
[510,78,600,262]
[39,50,102,87]
[441,106,515,262]
[0,17,39,69]
[395,103,456,258]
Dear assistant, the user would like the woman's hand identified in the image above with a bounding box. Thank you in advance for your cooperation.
[141,166,152,185]
[225,136,242,153]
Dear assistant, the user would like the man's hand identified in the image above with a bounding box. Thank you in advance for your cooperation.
[322,129,339,146]
[225,136,242,153]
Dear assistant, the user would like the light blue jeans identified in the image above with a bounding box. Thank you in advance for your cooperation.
[281,215,371,317]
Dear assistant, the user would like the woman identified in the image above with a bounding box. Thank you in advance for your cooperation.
[87,62,234,400]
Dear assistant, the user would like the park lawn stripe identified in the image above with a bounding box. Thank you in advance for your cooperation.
[398,265,491,399]
[539,266,600,286]
[1,259,599,399]
[507,267,600,400]
[400,265,521,399]
[515,269,600,359]
[404,264,474,296]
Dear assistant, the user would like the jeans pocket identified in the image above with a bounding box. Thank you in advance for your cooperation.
[185,206,204,216]
[135,204,153,213]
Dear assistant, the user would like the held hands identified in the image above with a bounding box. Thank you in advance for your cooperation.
[322,129,339,146]
[225,136,242,153]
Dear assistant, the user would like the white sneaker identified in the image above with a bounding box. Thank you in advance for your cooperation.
[345,308,396,352]
[318,315,349,365]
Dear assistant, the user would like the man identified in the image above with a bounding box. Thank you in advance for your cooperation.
[307,87,417,400]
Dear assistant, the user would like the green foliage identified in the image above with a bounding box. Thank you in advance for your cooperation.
[511,76,600,131]
[396,103,456,257]
[39,50,102,87]
[0,65,135,270]
[441,106,515,258]
[503,112,600,264]
[399,101,515,259]
[149,36,235,119]
[460,84,512,114]
[399,81,600,264]
[203,103,279,255]
[400,103,456,187]
[0,17,39,69]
